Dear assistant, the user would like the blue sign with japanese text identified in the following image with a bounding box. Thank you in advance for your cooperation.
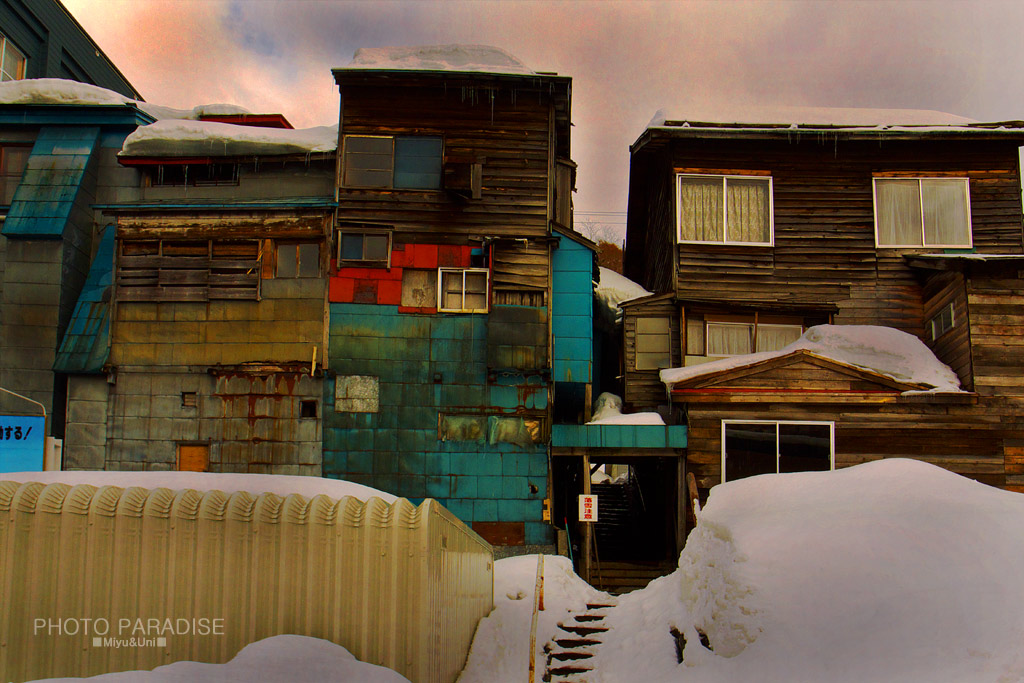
[0,415,45,473]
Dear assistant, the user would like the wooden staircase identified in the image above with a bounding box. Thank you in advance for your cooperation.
[543,601,615,682]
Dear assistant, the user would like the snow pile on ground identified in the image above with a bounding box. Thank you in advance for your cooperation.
[595,267,651,322]
[458,555,607,682]
[589,459,1024,682]
[661,324,963,393]
[587,392,664,425]
[30,634,408,682]
[3,470,396,504]
[344,44,536,76]
[120,120,337,157]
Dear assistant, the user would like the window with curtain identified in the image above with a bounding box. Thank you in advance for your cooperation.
[677,174,772,245]
[706,321,802,357]
[874,177,971,247]
[635,317,672,370]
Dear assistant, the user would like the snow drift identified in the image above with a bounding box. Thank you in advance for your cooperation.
[592,459,1024,682]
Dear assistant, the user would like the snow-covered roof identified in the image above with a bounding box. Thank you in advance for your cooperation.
[649,105,978,128]
[661,324,963,394]
[640,104,1024,146]
[4,470,397,504]
[339,44,538,76]
[120,119,338,157]
[0,78,253,121]
[595,267,652,322]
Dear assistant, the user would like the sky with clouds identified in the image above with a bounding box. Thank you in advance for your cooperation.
[62,0,1024,240]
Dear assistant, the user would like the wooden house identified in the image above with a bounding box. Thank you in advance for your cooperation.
[622,106,1024,506]
[326,46,576,550]
[57,112,337,474]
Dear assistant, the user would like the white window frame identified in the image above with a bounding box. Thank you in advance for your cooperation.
[929,301,955,341]
[0,33,26,82]
[438,267,489,313]
[676,173,774,246]
[705,321,803,358]
[720,419,835,484]
[872,177,973,248]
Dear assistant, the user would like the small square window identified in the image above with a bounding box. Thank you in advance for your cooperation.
[438,268,489,313]
[339,232,391,264]
[181,392,197,408]
[276,242,320,278]
[300,400,318,418]
[0,33,26,82]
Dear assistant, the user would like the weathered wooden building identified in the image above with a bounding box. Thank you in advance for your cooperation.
[58,113,337,473]
[622,107,1024,504]
[325,46,578,550]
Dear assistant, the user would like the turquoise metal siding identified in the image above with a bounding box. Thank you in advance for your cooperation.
[2,126,99,238]
[324,303,551,545]
[54,228,114,373]
[552,235,593,383]
[551,423,688,449]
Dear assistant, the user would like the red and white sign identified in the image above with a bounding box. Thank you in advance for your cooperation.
[578,494,598,523]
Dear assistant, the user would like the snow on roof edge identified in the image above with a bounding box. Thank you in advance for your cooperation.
[338,44,543,77]
[660,325,964,394]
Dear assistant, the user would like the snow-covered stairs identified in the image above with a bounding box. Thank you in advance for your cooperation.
[543,601,615,682]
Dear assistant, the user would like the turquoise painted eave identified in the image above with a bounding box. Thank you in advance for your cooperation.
[0,104,154,127]
[551,423,687,449]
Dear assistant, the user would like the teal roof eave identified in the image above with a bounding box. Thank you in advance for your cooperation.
[551,423,688,449]
[94,198,339,211]
[54,228,115,374]
[0,104,155,127]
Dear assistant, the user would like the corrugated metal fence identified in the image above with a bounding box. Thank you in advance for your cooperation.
[0,481,493,683]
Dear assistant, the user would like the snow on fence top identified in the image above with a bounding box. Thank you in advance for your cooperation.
[120,120,338,157]
[340,44,538,76]
[660,324,964,394]
[3,470,397,503]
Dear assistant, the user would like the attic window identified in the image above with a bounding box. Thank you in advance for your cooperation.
[343,135,442,189]
[152,163,239,186]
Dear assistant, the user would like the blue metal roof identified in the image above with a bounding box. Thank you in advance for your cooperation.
[2,126,100,238]
[53,227,114,374]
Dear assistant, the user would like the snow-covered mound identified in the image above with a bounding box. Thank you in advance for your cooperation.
[30,634,408,682]
[458,555,607,682]
[661,324,963,393]
[587,391,664,425]
[120,119,337,157]
[595,267,651,322]
[591,459,1024,682]
[3,470,396,504]
[344,44,536,76]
